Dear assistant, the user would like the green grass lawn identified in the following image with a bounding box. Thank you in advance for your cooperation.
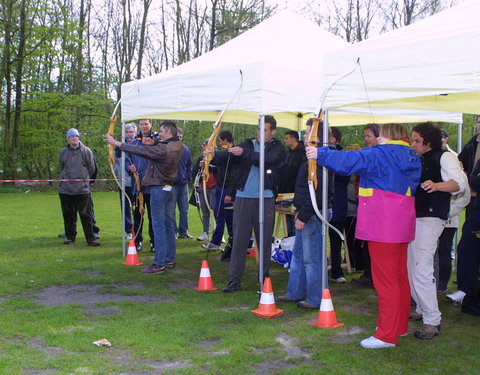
[0,191,478,375]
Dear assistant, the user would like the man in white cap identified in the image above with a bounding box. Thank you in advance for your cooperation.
[58,128,100,246]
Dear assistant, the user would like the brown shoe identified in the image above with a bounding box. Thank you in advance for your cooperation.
[165,261,176,268]
[297,301,318,310]
[414,324,439,340]
[276,295,297,303]
[409,311,423,321]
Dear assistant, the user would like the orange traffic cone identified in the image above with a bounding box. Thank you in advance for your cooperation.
[194,260,218,291]
[123,240,144,266]
[251,277,284,318]
[310,289,344,329]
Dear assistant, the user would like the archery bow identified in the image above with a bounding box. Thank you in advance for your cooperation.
[307,58,360,241]
[201,70,243,211]
[107,83,137,223]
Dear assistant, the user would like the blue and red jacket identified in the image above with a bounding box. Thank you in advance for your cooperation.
[316,141,421,243]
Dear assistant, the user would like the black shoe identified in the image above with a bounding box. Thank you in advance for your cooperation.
[88,240,101,246]
[63,239,75,244]
[136,242,143,252]
[223,281,240,292]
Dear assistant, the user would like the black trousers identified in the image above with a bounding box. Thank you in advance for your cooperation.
[228,197,274,285]
[436,227,456,291]
[59,193,95,244]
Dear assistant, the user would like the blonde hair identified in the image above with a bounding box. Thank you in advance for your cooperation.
[380,123,408,141]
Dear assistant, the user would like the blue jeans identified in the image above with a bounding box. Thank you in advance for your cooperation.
[150,186,176,266]
[172,183,189,235]
[211,186,233,245]
[286,216,326,308]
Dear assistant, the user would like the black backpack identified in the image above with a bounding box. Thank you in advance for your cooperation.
[461,279,480,317]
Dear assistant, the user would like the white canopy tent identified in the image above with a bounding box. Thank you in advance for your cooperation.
[322,0,480,115]
[117,9,465,288]
[121,11,461,128]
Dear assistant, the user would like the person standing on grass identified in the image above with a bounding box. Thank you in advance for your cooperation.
[208,115,284,292]
[447,158,480,305]
[458,114,480,217]
[105,121,183,274]
[306,123,421,349]
[277,119,328,310]
[114,123,137,239]
[278,130,306,237]
[434,129,470,295]
[328,126,350,284]
[172,127,193,240]
[58,128,100,247]
[125,118,157,252]
[191,140,217,243]
[408,123,464,340]
[350,123,380,288]
[203,130,237,252]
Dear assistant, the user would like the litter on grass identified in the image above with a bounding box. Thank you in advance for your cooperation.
[92,339,111,347]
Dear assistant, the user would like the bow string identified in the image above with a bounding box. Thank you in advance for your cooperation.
[308,58,360,241]
[201,70,243,211]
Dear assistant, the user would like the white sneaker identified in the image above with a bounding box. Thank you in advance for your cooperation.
[360,336,395,349]
[446,290,466,304]
[202,242,221,251]
[126,233,133,240]
[222,236,226,243]
[196,232,209,241]
[334,277,346,283]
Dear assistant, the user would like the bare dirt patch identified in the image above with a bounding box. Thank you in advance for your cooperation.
[197,338,220,349]
[251,333,324,374]
[34,285,174,306]
[83,269,104,278]
[328,326,368,343]
[103,347,192,374]
[29,336,66,358]
[341,302,374,316]
[23,368,59,375]
[165,278,197,290]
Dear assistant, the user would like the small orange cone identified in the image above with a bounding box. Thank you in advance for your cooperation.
[194,260,218,291]
[251,277,284,318]
[123,240,144,266]
[310,289,344,329]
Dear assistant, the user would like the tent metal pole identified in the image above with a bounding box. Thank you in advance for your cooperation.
[321,111,329,292]
[258,114,265,292]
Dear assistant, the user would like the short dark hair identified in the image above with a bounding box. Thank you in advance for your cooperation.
[305,118,323,143]
[160,121,178,137]
[440,129,449,138]
[219,130,233,143]
[412,122,443,150]
[284,130,299,142]
[330,126,341,144]
[264,115,277,130]
[364,123,380,138]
